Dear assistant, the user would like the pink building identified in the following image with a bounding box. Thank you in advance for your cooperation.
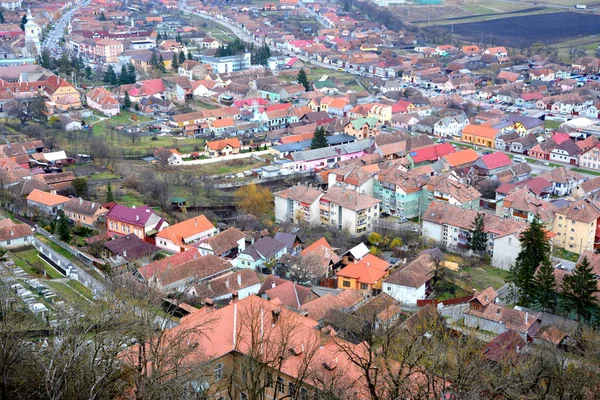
[281,141,370,172]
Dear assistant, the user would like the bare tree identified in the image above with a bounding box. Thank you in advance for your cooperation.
[155,147,174,169]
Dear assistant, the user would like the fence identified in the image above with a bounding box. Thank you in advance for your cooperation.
[416,295,473,308]
[319,278,337,288]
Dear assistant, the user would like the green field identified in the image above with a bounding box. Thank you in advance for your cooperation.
[46,281,92,310]
[11,248,64,279]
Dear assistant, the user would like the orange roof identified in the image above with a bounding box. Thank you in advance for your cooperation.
[328,98,348,109]
[301,237,333,255]
[361,164,380,173]
[206,137,241,151]
[337,254,390,284]
[462,124,499,139]
[211,118,234,129]
[442,148,479,167]
[26,189,70,207]
[280,131,314,144]
[156,215,216,246]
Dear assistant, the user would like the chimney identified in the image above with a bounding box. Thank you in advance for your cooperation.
[237,273,242,286]
[205,298,214,310]
[525,311,529,324]
[123,250,127,258]
[272,307,281,325]
[225,279,229,289]
[231,290,239,301]
[136,215,139,222]
[194,218,198,228]
[271,280,276,288]
[79,198,83,205]
[132,205,136,209]
[367,262,370,267]
[92,202,95,208]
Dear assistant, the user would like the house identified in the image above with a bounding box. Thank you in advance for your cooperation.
[326,163,378,196]
[507,115,545,135]
[579,143,600,171]
[155,215,217,253]
[464,287,541,341]
[274,184,324,225]
[573,176,600,199]
[510,134,538,154]
[344,117,380,140]
[483,330,526,364]
[204,138,241,158]
[551,199,600,255]
[300,289,365,322]
[374,167,429,219]
[86,87,120,116]
[26,189,69,216]
[407,143,456,167]
[274,232,303,255]
[320,186,381,236]
[383,253,438,306]
[461,124,500,148]
[496,188,554,223]
[471,152,512,177]
[154,148,183,166]
[63,198,108,227]
[299,237,340,278]
[197,227,246,259]
[441,148,479,169]
[433,116,465,138]
[187,269,261,302]
[105,204,168,242]
[258,275,318,308]
[549,140,580,165]
[422,202,527,269]
[336,254,391,295]
[0,220,33,249]
[104,235,161,266]
[235,236,288,270]
[495,177,554,201]
[539,167,585,196]
[422,173,481,211]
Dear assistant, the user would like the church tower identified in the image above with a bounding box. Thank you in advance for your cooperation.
[24,9,41,58]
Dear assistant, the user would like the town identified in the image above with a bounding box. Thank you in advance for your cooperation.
[1,0,600,398]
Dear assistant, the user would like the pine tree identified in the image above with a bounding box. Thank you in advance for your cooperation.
[508,214,551,306]
[171,52,179,70]
[30,94,48,124]
[187,50,193,60]
[20,14,27,31]
[99,12,107,21]
[562,256,599,322]
[56,210,71,242]
[297,68,310,92]
[468,212,486,256]
[106,182,114,203]
[123,91,131,109]
[158,54,166,72]
[178,50,186,65]
[157,32,162,40]
[103,65,117,85]
[127,63,136,83]
[532,260,556,312]
[85,65,92,79]
[119,64,128,85]
[150,50,159,68]
[310,126,327,149]
[0,11,5,24]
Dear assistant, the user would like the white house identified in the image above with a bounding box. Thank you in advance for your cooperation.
[154,148,183,166]
[274,185,324,225]
[155,215,218,253]
[382,253,434,306]
[186,269,261,301]
[235,237,288,270]
[0,221,33,248]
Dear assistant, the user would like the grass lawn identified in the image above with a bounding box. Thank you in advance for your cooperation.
[196,100,220,110]
[572,168,600,176]
[47,281,91,310]
[190,159,266,176]
[544,120,562,130]
[67,280,94,300]
[118,192,146,207]
[88,172,120,181]
[11,248,64,279]
[437,265,509,299]
[553,248,580,263]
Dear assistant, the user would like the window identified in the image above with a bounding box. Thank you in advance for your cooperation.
[266,372,273,388]
[300,388,309,400]
[288,382,296,396]
[343,280,351,288]
[214,363,223,381]
[277,377,285,393]
[360,283,369,290]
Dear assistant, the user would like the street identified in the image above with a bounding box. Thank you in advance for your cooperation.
[42,0,92,57]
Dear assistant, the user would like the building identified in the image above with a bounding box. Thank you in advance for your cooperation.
[539,167,585,197]
[374,168,429,219]
[551,199,600,254]
[86,87,120,116]
[95,39,125,63]
[421,202,526,269]
[23,9,41,58]
[187,269,261,302]
[461,124,500,148]
[200,52,251,74]
[320,186,381,236]
[197,227,246,259]
[26,189,70,216]
[274,184,324,225]
[383,253,437,305]
[336,254,391,295]
[421,173,481,211]
[344,117,380,139]
[0,220,33,248]
[105,204,168,242]
[204,138,241,157]
[154,148,183,166]
[235,236,288,270]
[63,198,109,227]
[155,215,217,253]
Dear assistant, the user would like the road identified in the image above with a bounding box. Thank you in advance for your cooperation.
[42,0,92,57]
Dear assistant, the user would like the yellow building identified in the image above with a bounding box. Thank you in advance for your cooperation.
[336,254,391,294]
[461,124,500,148]
[552,199,600,254]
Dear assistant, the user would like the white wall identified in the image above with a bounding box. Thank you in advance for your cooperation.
[492,233,522,270]
[383,282,426,306]
[422,220,443,243]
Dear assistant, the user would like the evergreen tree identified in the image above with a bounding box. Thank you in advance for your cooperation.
[30,94,48,124]
[562,256,599,322]
[56,210,71,242]
[156,32,162,40]
[297,68,310,92]
[103,65,118,85]
[187,50,193,60]
[119,64,128,85]
[20,14,27,31]
[158,54,166,72]
[178,50,186,65]
[39,49,52,69]
[175,33,182,43]
[85,65,92,79]
[508,214,551,306]
[310,126,327,149]
[532,260,556,312]
[0,11,5,24]
[127,63,136,83]
[150,50,159,68]
[123,91,132,109]
[468,212,486,256]
[171,52,179,70]
[99,11,107,21]
[106,182,114,203]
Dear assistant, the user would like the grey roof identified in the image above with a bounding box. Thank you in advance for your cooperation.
[241,237,286,261]
[272,134,357,154]
[274,232,302,252]
[506,115,544,129]
[289,140,372,162]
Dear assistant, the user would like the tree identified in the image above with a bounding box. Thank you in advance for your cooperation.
[532,259,556,312]
[126,62,136,84]
[508,214,551,306]
[56,210,71,241]
[367,232,383,246]
[98,11,107,21]
[468,212,486,256]
[150,50,159,68]
[85,65,92,79]
[158,54,166,72]
[106,182,114,203]
[0,11,5,24]
[154,147,173,169]
[72,177,88,198]
[123,91,132,109]
[30,94,48,124]
[119,64,129,85]
[20,14,26,31]
[310,125,327,149]
[178,50,186,65]
[171,51,179,70]
[103,65,117,85]
[235,183,273,217]
[187,50,193,60]
[39,49,52,69]
[297,68,310,92]
[562,256,599,322]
